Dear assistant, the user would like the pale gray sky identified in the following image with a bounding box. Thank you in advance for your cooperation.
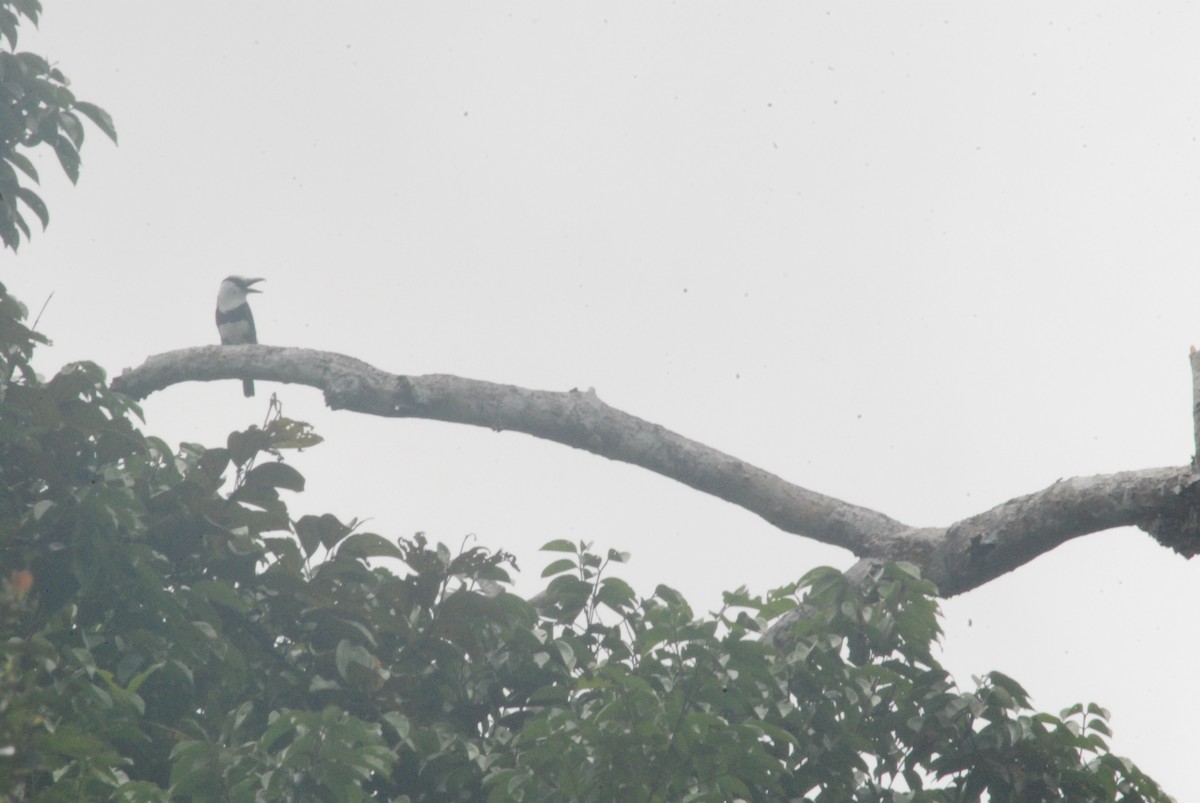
[13,2,1200,795]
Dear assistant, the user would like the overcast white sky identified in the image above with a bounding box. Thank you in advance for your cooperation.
[11,1,1200,795]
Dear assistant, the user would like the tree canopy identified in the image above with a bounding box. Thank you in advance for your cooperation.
[0,283,1172,802]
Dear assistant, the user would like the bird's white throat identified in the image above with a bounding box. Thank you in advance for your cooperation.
[217,281,248,312]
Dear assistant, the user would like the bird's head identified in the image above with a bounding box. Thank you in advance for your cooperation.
[223,275,264,294]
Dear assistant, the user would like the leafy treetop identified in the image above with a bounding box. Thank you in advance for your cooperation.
[0,282,1173,801]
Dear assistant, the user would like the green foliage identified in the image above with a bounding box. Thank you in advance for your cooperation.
[0,283,1174,801]
[0,0,117,250]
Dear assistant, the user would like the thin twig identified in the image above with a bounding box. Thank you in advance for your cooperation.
[30,291,53,332]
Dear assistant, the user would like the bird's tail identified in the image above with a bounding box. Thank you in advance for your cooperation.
[243,379,255,397]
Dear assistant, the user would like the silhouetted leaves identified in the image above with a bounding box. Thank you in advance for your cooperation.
[0,4,116,250]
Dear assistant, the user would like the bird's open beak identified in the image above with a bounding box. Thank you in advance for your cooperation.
[245,278,265,293]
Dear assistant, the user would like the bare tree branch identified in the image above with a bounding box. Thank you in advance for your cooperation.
[1191,347,1200,468]
[112,346,1200,597]
[934,466,1199,594]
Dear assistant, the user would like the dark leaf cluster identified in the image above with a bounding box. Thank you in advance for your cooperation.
[0,283,1173,801]
[0,1,116,250]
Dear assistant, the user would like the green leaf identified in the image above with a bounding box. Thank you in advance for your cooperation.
[16,50,50,74]
[540,558,577,578]
[11,0,38,24]
[16,186,47,229]
[337,532,404,561]
[244,460,305,492]
[266,416,324,450]
[308,674,340,692]
[38,726,117,760]
[335,639,376,680]
[0,218,19,251]
[59,109,84,149]
[259,712,299,750]
[381,712,410,741]
[540,539,576,552]
[226,427,273,466]
[53,134,80,183]
[758,596,799,620]
[653,584,686,607]
[0,9,18,49]
[125,661,164,694]
[74,100,117,143]
[295,512,351,554]
[595,577,635,611]
[194,579,250,612]
[986,671,1031,706]
[5,150,38,182]
[553,638,576,671]
[12,211,29,241]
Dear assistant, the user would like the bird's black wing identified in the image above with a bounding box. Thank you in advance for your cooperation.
[216,302,257,345]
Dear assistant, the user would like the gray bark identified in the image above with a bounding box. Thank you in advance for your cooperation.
[112,345,1200,597]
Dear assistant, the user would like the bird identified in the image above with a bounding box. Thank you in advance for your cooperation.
[215,276,263,397]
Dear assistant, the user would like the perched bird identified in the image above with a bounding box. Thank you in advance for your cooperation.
[215,276,263,397]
